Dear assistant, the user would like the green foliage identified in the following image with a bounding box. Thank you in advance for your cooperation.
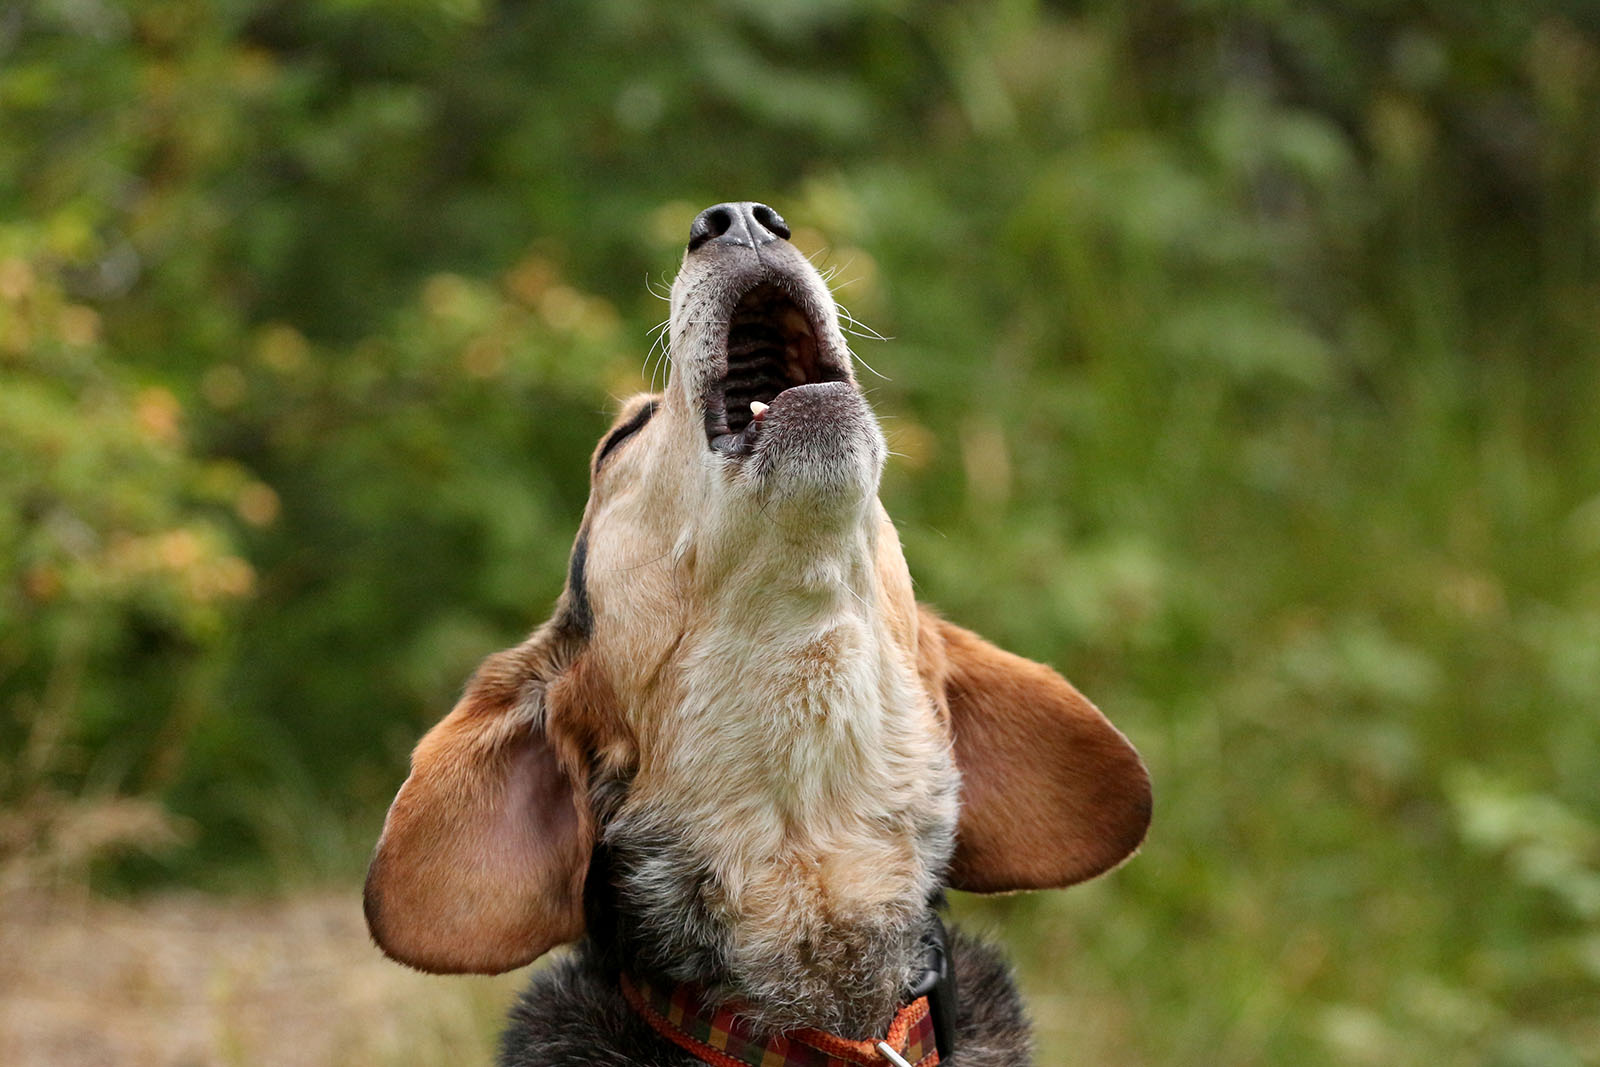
[0,222,252,884]
[4,0,1600,1061]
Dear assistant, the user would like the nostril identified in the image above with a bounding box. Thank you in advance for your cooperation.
[689,206,733,252]
[688,202,789,251]
[751,204,790,242]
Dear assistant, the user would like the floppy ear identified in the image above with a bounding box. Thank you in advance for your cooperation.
[364,621,604,974]
[919,609,1152,893]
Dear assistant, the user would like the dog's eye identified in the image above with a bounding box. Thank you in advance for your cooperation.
[594,401,658,471]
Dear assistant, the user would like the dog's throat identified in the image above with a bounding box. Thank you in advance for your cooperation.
[602,634,959,1038]
[603,809,954,1039]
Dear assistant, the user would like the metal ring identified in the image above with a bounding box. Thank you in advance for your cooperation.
[875,1041,914,1067]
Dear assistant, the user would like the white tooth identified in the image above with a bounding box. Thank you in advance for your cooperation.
[750,401,769,417]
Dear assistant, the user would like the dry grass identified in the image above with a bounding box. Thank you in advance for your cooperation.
[0,886,1136,1066]
[0,889,527,1067]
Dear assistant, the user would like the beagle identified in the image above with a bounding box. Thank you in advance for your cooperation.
[364,202,1151,1066]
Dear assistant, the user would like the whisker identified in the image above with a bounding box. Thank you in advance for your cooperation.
[821,252,858,294]
[835,575,869,609]
[646,345,662,391]
[837,306,890,342]
[649,334,674,392]
[644,272,672,302]
[598,547,676,573]
[641,314,676,391]
[846,344,891,382]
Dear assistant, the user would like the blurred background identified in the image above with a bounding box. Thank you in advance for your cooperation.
[3,0,1598,1063]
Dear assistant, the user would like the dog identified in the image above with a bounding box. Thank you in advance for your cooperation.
[364,202,1151,1066]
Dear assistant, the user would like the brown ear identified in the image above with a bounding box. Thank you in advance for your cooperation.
[920,609,1152,893]
[364,622,604,974]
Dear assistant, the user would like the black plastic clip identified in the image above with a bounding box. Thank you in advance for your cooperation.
[907,912,957,1061]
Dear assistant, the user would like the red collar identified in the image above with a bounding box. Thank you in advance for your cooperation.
[621,973,940,1067]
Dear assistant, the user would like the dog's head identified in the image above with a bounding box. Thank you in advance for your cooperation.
[364,203,1151,976]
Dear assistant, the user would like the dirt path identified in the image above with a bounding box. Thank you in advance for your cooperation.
[0,890,526,1066]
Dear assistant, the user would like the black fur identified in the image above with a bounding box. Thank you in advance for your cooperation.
[564,529,593,638]
[499,930,1032,1066]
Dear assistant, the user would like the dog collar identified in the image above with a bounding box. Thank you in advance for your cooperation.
[620,974,940,1067]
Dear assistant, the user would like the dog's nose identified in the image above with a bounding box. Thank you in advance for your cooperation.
[688,202,791,252]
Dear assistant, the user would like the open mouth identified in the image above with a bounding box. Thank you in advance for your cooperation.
[704,283,847,455]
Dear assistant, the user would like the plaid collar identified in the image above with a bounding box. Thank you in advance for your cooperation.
[620,973,940,1067]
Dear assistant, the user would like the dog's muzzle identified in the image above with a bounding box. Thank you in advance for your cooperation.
[683,202,858,462]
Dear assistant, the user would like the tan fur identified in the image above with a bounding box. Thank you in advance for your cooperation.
[365,627,591,973]
[921,610,1153,892]
[589,476,954,977]
[366,217,1151,996]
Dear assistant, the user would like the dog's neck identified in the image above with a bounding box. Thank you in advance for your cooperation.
[594,508,960,1038]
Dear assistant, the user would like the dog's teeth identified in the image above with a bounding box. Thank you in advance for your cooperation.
[750,401,769,417]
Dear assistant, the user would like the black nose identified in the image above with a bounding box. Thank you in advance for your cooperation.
[688,202,790,252]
